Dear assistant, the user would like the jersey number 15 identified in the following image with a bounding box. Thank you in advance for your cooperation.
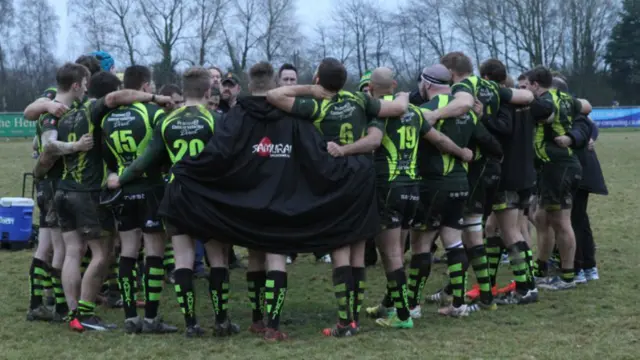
[110,130,137,153]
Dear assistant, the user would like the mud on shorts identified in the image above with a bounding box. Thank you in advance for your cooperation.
[36,178,59,228]
[538,162,582,211]
[493,187,535,212]
[377,184,420,230]
[54,190,115,240]
[412,187,468,232]
[466,160,501,218]
[115,185,165,233]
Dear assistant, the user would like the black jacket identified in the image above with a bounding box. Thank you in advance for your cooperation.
[159,96,380,254]
[574,120,608,195]
[496,103,536,191]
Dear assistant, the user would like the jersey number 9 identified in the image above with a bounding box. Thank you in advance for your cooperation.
[173,139,205,160]
[67,133,77,143]
[397,126,416,150]
[110,130,137,153]
[339,123,354,144]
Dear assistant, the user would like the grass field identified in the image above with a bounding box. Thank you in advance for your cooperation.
[0,134,638,360]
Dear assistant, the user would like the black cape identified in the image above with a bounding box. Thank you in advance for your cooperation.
[158,96,379,254]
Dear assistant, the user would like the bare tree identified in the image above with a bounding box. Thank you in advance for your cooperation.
[67,0,111,51]
[223,0,263,73]
[0,0,14,111]
[191,0,227,66]
[404,0,452,59]
[333,0,374,77]
[99,0,141,66]
[259,0,299,62]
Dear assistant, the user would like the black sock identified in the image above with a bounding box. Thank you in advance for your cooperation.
[514,241,536,290]
[107,256,120,292]
[50,267,68,314]
[446,246,468,308]
[485,236,504,287]
[209,267,230,323]
[467,245,493,304]
[118,256,138,319]
[247,271,266,323]
[173,268,197,327]
[386,268,410,321]
[407,253,432,308]
[351,267,365,323]
[332,266,353,326]
[535,259,549,278]
[265,270,287,330]
[381,291,393,308]
[28,258,47,310]
[144,256,164,319]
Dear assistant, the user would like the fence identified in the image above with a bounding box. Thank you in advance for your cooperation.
[1,107,640,137]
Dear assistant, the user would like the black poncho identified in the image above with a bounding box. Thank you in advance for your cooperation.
[158,96,379,254]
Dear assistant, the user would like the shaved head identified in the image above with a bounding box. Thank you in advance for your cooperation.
[370,67,394,88]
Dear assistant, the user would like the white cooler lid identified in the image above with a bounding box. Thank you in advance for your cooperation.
[0,197,35,207]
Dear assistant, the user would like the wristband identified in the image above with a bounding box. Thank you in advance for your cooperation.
[151,94,156,103]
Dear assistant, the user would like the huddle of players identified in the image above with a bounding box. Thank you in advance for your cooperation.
[23,50,590,340]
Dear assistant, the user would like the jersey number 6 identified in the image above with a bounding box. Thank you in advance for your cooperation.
[339,123,354,145]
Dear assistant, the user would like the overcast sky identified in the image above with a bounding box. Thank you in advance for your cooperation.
[51,0,406,61]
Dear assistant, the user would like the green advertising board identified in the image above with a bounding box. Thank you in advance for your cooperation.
[0,113,35,137]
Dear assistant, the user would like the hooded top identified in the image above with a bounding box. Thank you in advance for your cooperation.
[159,96,380,254]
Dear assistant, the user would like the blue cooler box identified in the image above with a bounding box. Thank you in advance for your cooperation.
[0,197,34,247]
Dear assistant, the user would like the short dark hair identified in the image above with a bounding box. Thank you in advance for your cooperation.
[159,84,182,97]
[182,67,212,99]
[527,66,553,89]
[278,63,297,77]
[551,77,569,92]
[249,61,276,92]
[75,55,102,76]
[123,65,152,90]
[88,71,121,99]
[56,62,91,92]
[440,52,473,76]
[317,57,346,92]
[517,73,528,81]
[208,66,222,76]
[479,59,507,83]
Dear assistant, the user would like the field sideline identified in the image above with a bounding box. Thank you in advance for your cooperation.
[0,134,638,360]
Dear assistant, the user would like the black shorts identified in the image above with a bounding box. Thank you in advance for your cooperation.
[36,179,59,228]
[412,188,468,231]
[115,186,165,233]
[55,190,115,240]
[538,162,582,211]
[377,184,420,230]
[492,188,534,212]
[466,160,501,216]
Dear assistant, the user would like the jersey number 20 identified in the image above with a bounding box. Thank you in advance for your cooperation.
[397,126,416,150]
[173,139,205,160]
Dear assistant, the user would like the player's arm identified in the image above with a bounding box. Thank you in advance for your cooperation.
[473,121,503,158]
[577,98,592,115]
[338,126,383,156]
[24,100,69,121]
[566,115,591,149]
[423,128,470,160]
[115,124,166,187]
[266,85,324,114]
[375,92,409,118]
[505,88,534,105]
[422,86,474,123]
[104,90,162,108]
[41,129,92,156]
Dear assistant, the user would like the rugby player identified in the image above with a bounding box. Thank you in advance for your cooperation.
[332,67,471,328]
[266,57,409,336]
[359,70,372,95]
[107,67,242,337]
[101,65,177,333]
[158,84,184,113]
[411,64,503,317]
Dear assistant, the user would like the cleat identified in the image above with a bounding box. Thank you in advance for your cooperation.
[574,270,587,284]
[496,281,516,295]
[26,305,54,322]
[375,314,414,329]
[501,253,510,264]
[286,256,293,265]
[46,296,56,307]
[535,276,552,286]
[124,317,143,334]
[409,305,422,319]
[438,304,470,317]
[79,315,117,331]
[213,318,241,337]
[365,304,395,319]
[350,321,360,334]
[142,316,178,334]
[249,321,267,334]
[185,324,205,338]
[264,328,289,342]
[425,289,452,306]
[69,318,85,332]
[538,276,576,291]
[495,288,539,305]
[468,301,497,313]
[465,284,481,301]
[318,255,332,264]
[584,267,599,281]
[322,322,356,337]
[51,311,67,323]
[105,290,123,308]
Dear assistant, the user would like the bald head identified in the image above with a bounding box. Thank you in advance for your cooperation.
[551,77,569,92]
[369,67,396,97]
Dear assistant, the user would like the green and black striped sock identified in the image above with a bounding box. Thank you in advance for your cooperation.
[209,267,230,323]
[78,300,96,317]
[50,268,68,314]
[351,267,365,323]
[407,253,432,308]
[467,245,493,304]
[508,242,530,294]
[144,256,164,319]
[246,271,266,323]
[173,268,197,327]
[386,268,410,321]
[28,258,47,310]
[265,271,287,330]
[446,246,468,308]
[332,266,353,326]
[485,236,504,287]
[163,242,175,274]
